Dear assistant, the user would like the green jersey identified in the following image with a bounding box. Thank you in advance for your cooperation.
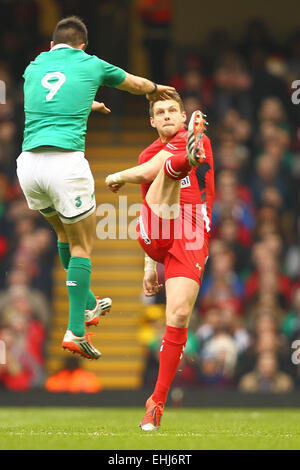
[22,44,126,152]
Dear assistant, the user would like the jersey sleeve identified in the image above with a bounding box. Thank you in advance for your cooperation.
[97,58,126,87]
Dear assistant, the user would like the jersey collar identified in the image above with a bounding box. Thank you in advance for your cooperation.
[50,43,73,51]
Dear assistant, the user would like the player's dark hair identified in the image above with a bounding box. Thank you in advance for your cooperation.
[53,16,88,47]
[149,91,185,117]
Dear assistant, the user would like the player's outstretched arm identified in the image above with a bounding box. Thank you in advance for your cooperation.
[91,101,111,114]
[105,149,173,191]
[116,73,175,100]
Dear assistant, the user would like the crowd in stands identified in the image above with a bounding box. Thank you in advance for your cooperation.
[140,20,300,393]
[0,64,57,390]
[0,0,75,390]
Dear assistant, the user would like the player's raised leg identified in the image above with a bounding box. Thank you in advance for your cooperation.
[145,165,182,219]
[145,109,208,218]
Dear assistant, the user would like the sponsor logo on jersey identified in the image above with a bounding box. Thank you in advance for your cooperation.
[181,176,191,188]
[75,196,82,208]
[66,281,78,287]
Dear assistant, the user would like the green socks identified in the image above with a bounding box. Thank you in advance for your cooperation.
[57,241,71,271]
[66,256,91,337]
[57,241,97,310]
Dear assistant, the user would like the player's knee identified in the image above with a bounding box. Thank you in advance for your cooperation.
[164,157,183,181]
[168,305,191,328]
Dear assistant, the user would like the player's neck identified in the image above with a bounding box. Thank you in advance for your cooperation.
[160,136,171,143]
[158,126,184,143]
[159,132,177,143]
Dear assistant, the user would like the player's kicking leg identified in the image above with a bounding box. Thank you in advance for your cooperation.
[145,109,208,216]
[43,213,112,328]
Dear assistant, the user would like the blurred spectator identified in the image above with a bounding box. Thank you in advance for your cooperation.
[198,328,238,385]
[199,241,244,312]
[0,322,44,391]
[217,216,250,274]
[212,170,255,247]
[250,154,290,210]
[236,313,291,382]
[238,352,294,393]
[183,95,203,124]
[137,0,174,83]
[196,306,249,387]
[197,356,231,387]
[244,241,292,309]
[285,215,300,280]
[215,139,250,184]
[258,96,290,131]
[212,52,253,122]
[239,19,278,61]
[0,268,50,326]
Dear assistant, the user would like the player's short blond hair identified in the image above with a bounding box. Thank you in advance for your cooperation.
[149,91,185,117]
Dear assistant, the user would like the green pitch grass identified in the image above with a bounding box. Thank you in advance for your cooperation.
[0,408,300,450]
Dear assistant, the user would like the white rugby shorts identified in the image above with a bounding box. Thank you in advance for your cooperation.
[16,149,96,224]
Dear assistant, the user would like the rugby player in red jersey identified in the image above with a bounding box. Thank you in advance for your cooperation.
[106,92,214,430]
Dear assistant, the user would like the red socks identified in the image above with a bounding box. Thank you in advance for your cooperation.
[164,154,191,180]
[152,325,188,405]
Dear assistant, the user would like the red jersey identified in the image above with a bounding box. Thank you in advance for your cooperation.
[138,127,215,239]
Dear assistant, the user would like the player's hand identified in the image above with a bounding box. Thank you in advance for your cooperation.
[143,270,163,297]
[108,182,124,193]
[105,174,125,192]
[146,84,176,102]
[91,101,111,114]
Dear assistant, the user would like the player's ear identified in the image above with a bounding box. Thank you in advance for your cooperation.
[150,117,156,129]
[182,111,187,123]
[50,41,54,49]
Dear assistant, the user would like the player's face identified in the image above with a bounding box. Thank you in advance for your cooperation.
[150,100,186,141]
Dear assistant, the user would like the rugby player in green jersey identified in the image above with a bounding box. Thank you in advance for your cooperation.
[17,16,175,359]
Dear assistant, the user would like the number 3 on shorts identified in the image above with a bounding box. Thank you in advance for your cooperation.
[41,72,66,101]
